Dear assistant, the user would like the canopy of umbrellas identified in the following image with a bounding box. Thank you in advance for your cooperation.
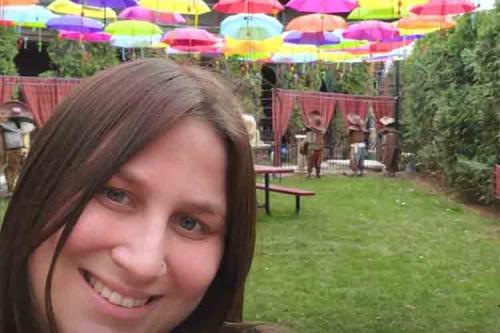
[0,0,478,63]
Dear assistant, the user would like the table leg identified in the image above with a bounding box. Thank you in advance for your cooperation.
[265,172,270,215]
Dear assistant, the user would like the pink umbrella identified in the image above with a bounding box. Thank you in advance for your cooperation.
[162,27,219,47]
[118,6,185,25]
[59,30,112,43]
[343,20,400,42]
[410,0,476,15]
[286,0,358,13]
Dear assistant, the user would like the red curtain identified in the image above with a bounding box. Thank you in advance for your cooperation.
[0,76,16,103]
[372,99,396,130]
[337,96,370,128]
[20,77,80,127]
[272,89,295,165]
[298,92,336,130]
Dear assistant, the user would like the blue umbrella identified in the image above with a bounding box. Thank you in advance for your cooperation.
[220,13,282,40]
[271,52,317,63]
[111,34,161,47]
[2,5,58,28]
[47,15,104,33]
[70,0,137,9]
[284,31,340,46]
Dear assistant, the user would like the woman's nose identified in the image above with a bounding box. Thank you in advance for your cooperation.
[110,226,167,282]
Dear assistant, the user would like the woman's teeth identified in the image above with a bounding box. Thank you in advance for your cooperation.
[88,275,150,308]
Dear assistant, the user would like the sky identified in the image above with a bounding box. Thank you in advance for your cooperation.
[473,0,497,10]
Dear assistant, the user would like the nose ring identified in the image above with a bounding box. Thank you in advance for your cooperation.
[160,260,167,276]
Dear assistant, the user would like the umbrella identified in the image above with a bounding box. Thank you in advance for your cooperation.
[348,0,428,20]
[410,0,476,15]
[0,0,37,5]
[319,51,361,63]
[284,31,340,46]
[285,0,358,13]
[118,6,185,24]
[223,35,282,56]
[271,43,318,63]
[368,39,414,53]
[220,13,282,40]
[59,30,111,42]
[348,6,410,20]
[285,14,347,33]
[1,5,58,28]
[320,39,368,51]
[358,0,427,8]
[48,0,117,20]
[343,20,400,41]
[47,15,104,33]
[111,34,161,47]
[213,0,284,14]
[396,14,455,30]
[0,20,14,26]
[162,27,218,47]
[70,0,137,9]
[139,0,211,15]
[105,20,162,36]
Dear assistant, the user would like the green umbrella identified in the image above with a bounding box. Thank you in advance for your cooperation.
[105,20,162,36]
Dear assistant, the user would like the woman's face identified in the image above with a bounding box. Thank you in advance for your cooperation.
[29,117,228,333]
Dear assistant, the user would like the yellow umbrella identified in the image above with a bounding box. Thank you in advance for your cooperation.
[48,0,116,20]
[223,35,282,57]
[399,27,444,35]
[319,51,360,63]
[357,0,427,8]
[140,0,210,26]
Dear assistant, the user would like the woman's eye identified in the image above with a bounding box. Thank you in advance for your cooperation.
[178,216,204,232]
[102,187,130,205]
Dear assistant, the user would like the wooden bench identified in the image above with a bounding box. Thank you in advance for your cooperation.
[256,183,315,214]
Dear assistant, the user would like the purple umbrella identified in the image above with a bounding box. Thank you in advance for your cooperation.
[70,0,136,9]
[47,15,104,33]
[342,20,400,42]
[284,31,340,46]
[286,0,358,13]
[118,6,185,25]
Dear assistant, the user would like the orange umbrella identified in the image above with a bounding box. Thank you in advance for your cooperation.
[0,0,38,4]
[285,14,347,33]
[396,15,455,30]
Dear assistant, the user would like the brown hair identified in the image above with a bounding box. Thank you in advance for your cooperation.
[0,59,256,333]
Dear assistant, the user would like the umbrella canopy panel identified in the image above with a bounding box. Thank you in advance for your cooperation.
[213,0,283,14]
[220,13,283,40]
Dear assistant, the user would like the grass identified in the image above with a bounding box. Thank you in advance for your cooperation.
[245,174,500,333]
[0,176,497,333]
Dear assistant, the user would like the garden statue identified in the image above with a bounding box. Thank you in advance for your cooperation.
[346,113,368,177]
[0,101,35,193]
[378,116,400,177]
[302,110,326,178]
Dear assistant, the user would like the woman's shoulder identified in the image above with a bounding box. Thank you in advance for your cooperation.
[219,321,291,333]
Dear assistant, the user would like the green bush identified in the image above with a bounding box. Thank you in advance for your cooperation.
[402,7,500,204]
[42,38,118,78]
[0,27,19,76]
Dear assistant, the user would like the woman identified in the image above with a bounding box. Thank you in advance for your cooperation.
[0,59,257,333]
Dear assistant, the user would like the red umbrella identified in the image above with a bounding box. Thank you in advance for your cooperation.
[162,27,219,47]
[368,39,413,53]
[410,0,476,15]
[213,0,284,14]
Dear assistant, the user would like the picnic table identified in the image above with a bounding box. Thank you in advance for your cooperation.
[254,164,315,215]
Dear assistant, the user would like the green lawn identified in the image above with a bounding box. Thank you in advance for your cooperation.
[245,174,500,333]
[0,176,498,333]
